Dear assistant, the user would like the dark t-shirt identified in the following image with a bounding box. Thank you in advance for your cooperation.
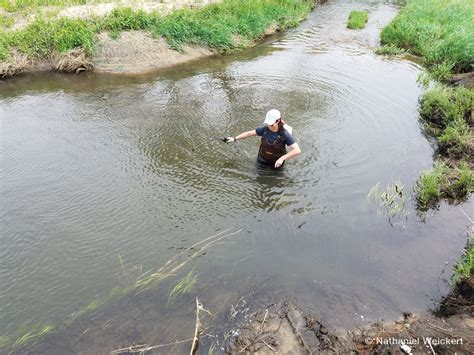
[255,126,296,146]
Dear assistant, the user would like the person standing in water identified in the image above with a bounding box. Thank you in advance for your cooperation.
[224,109,301,169]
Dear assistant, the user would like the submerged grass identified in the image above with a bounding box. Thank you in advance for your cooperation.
[367,180,409,226]
[13,324,54,348]
[0,0,315,62]
[380,0,474,77]
[2,229,242,353]
[347,10,368,29]
[167,269,198,306]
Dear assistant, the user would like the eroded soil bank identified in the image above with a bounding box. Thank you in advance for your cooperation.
[227,278,474,354]
[0,0,319,78]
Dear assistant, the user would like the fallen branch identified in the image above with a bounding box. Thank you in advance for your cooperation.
[190,297,212,355]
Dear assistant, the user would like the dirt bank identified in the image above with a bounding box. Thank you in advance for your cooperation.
[226,279,474,354]
[0,1,222,78]
[1,0,319,78]
[92,31,216,74]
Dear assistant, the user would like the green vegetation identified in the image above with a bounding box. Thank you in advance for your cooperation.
[0,0,107,12]
[1,16,95,60]
[167,269,198,306]
[374,43,405,56]
[381,1,474,211]
[2,229,242,353]
[13,324,54,349]
[0,0,315,62]
[415,161,474,210]
[415,58,473,212]
[420,84,473,157]
[380,0,474,78]
[347,10,368,29]
[367,180,409,225]
[0,14,14,29]
[453,236,474,284]
[0,336,9,349]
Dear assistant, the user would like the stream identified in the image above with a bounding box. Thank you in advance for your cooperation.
[1,0,472,353]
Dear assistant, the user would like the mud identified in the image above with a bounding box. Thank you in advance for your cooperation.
[226,302,352,354]
[226,278,474,354]
[449,72,474,89]
[437,275,474,317]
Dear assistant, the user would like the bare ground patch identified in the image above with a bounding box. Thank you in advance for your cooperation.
[225,281,474,354]
[93,31,215,74]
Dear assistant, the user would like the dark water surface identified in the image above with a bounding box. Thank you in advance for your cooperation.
[1,0,473,352]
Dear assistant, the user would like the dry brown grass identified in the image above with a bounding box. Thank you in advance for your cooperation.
[0,50,28,78]
[54,47,93,73]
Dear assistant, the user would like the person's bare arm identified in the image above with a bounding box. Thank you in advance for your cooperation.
[224,130,257,142]
[275,143,301,168]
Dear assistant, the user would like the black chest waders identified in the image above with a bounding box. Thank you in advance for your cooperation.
[257,131,287,166]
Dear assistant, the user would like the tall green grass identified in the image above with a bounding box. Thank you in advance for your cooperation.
[416,161,474,210]
[380,0,474,75]
[347,10,368,29]
[0,0,314,61]
[0,14,14,29]
[420,84,473,157]
[0,0,101,12]
[453,236,473,284]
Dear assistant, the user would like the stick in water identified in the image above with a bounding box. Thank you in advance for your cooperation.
[190,297,211,355]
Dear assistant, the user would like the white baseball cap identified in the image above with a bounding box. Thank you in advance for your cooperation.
[263,109,281,125]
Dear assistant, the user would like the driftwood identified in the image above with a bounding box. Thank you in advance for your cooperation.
[190,297,211,355]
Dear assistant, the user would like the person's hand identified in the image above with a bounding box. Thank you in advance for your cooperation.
[275,157,285,168]
[223,137,236,143]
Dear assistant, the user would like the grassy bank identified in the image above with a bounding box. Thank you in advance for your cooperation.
[0,0,315,75]
[415,83,473,210]
[0,0,109,12]
[347,10,368,29]
[377,0,473,210]
[379,0,473,79]
[453,235,473,284]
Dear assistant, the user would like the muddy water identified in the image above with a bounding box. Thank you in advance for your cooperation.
[1,0,473,352]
